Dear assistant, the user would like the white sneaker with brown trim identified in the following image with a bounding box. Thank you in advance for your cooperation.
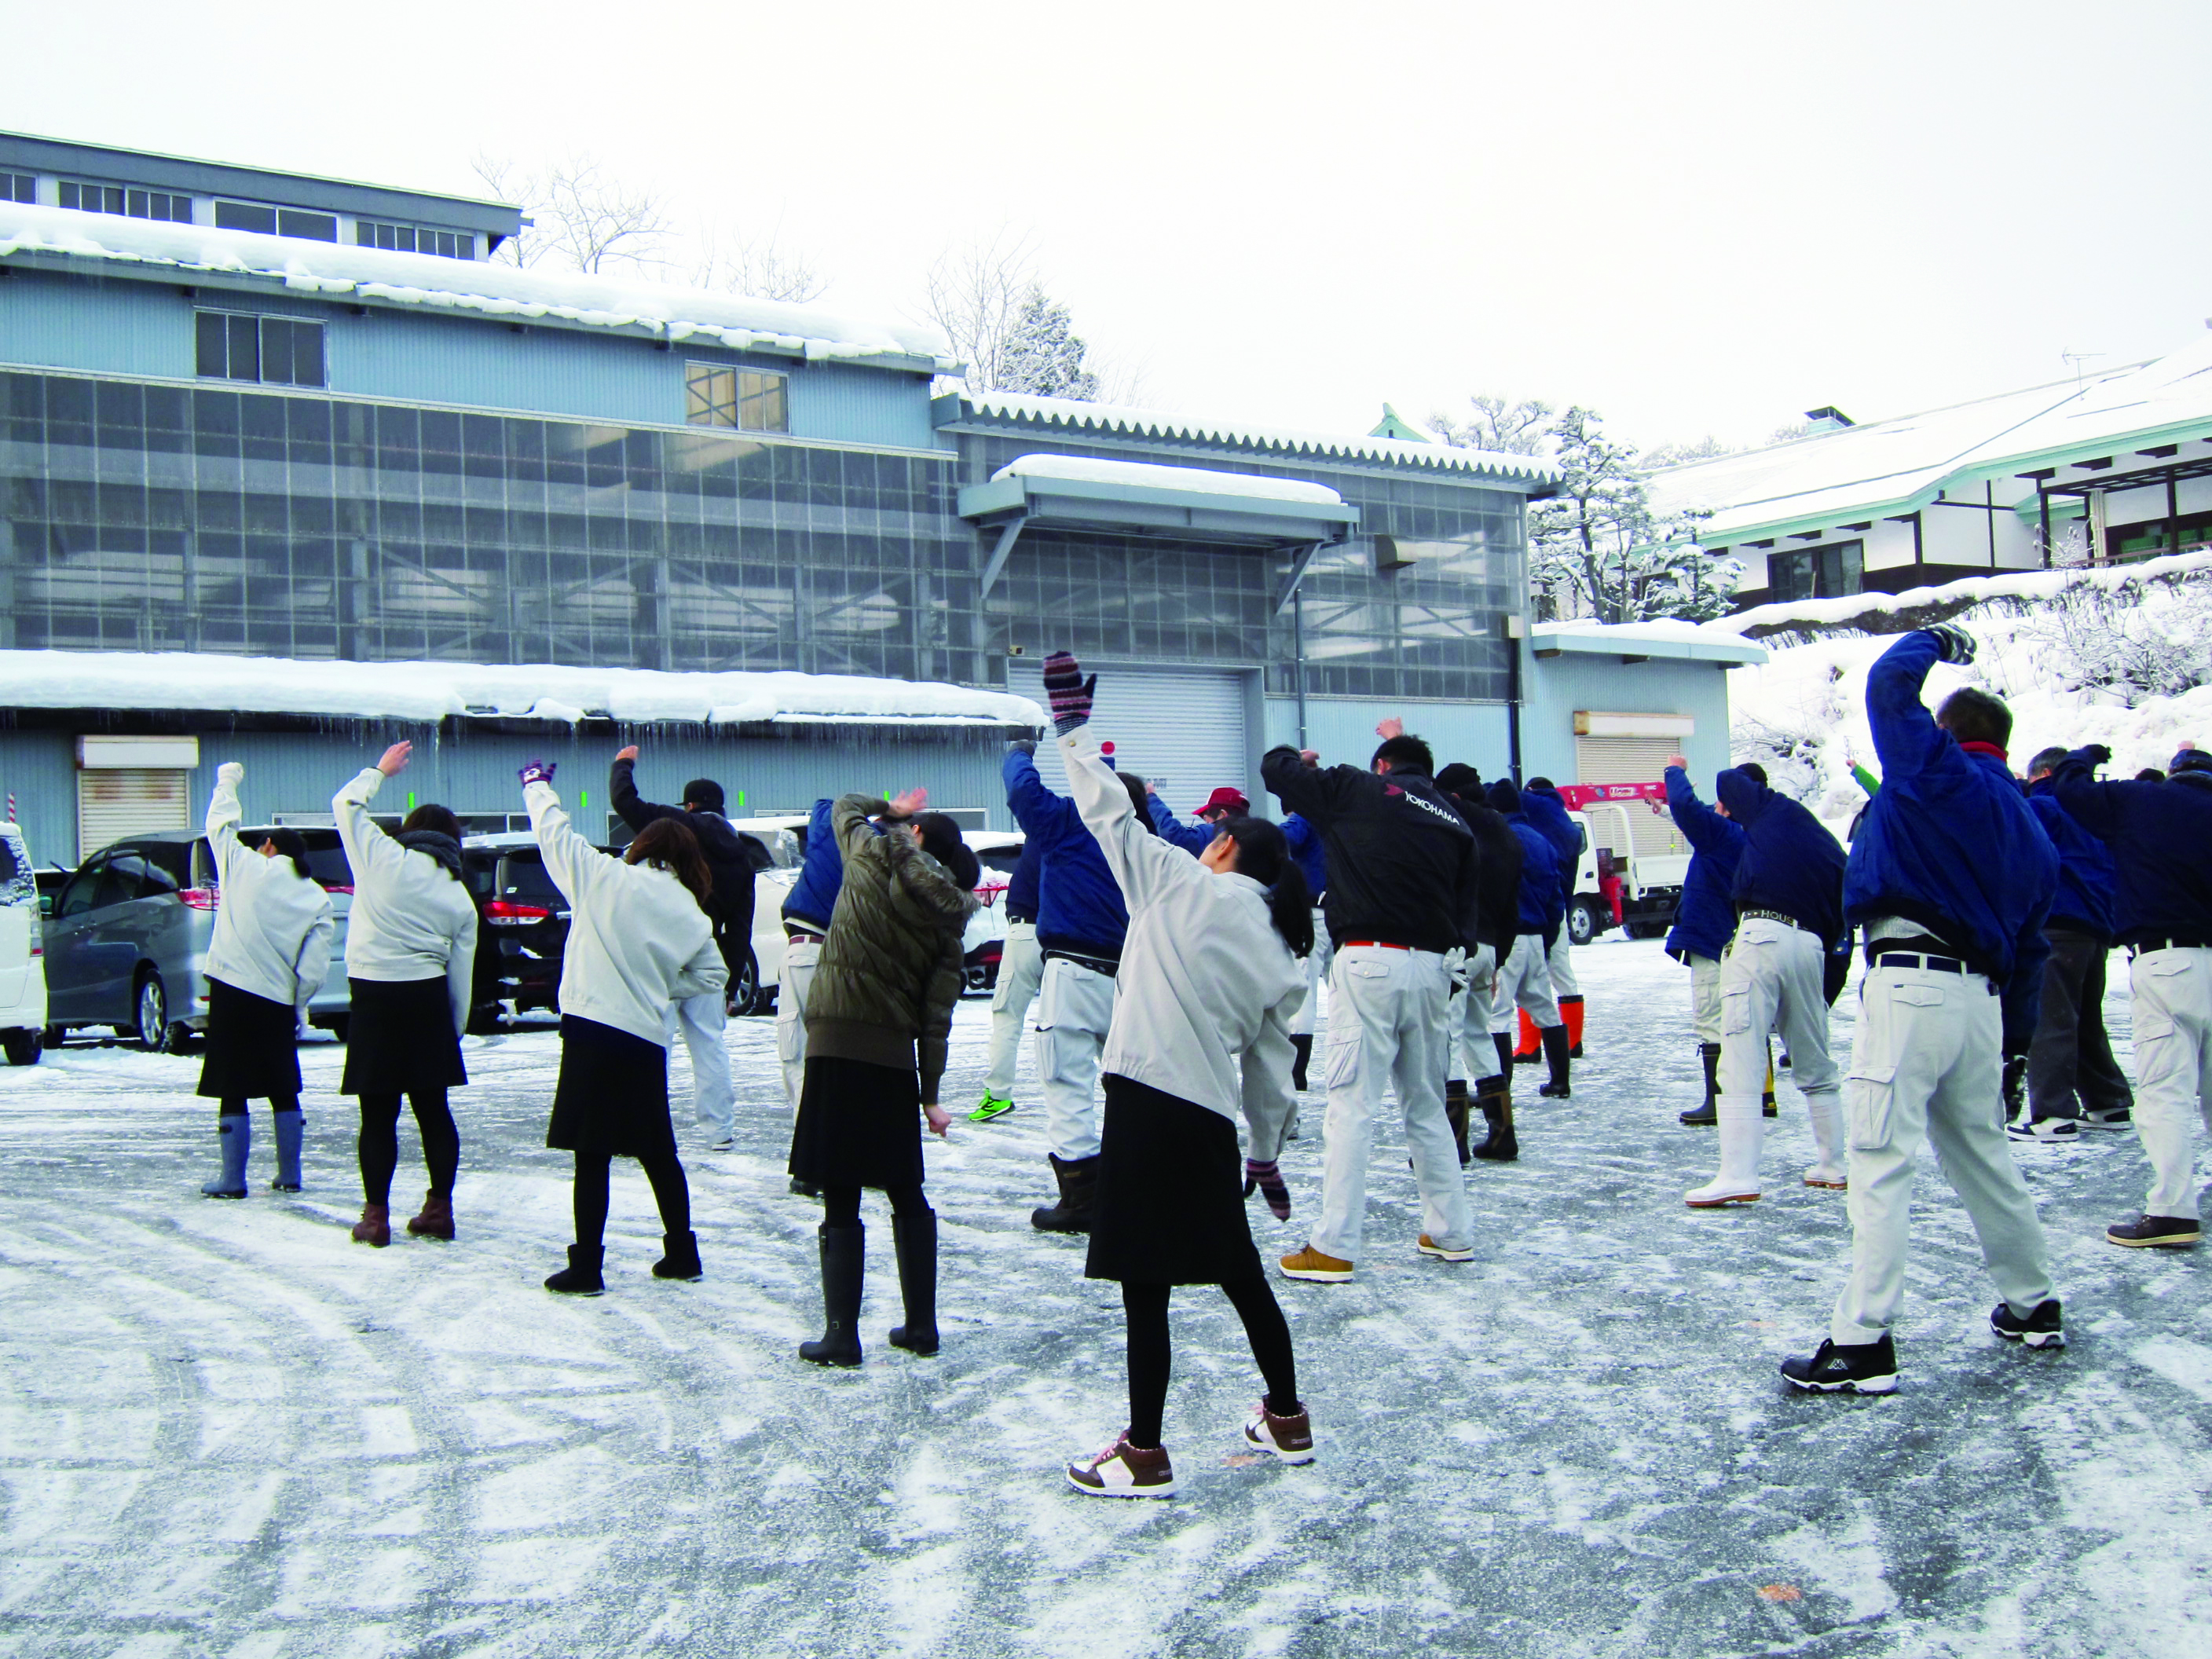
[1066,1432,1177,1498]
[1242,1401,1316,1465]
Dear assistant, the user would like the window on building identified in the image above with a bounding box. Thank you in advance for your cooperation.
[355,220,475,259]
[57,179,192,222]
[213,201,338,241]
[685,363,789,432]
[1769,538,1863,603]
[195,312,327,388]
[4,173,34,204]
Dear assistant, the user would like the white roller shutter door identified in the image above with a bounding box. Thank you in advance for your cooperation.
[1573,734,1690,859]
[1008,666,1247,814]
[78,767,190,860]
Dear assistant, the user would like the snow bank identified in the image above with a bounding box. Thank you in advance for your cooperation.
[991,452,1345,505]
[0,650,1046,731]
[1712,550,2212,639]
[0,203,954,368]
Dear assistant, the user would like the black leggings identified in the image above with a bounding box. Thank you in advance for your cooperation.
[218,1094,299,1117]
[1122,1276,1299,1450]
[573,1150,691,1248]
[820,1183,932,1227]
[357,1090,459,1207]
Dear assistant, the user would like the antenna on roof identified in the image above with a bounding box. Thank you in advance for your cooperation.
[2061,350,2105,389]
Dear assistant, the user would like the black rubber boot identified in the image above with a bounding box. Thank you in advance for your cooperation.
[1444,1079,1472,1166]
[1680,1042,1721,1126]
[544,1244,605,1295]
[1289,1033,1313,1093]
[653,1230,703,1281]
[1536,1024,1572,1098]
[2001,1053,2027,1122]
[800,1224,865,1367]
[1492,1031,1515,1080]
[1471,1076,1518,1161]
[888,1208,939,1357]
[1030,1154,1100,1232]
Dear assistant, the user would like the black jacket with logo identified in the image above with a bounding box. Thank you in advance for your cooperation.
[610,759,764,972]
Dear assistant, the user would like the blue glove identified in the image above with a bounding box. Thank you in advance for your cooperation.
[518,760,557,788]
[1926,622,1976,665]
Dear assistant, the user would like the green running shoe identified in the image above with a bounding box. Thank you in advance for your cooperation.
[969,1094,1016,1123]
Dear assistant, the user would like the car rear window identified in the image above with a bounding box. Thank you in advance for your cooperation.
[976,847,1023,877]
[233,829,353,888]
[496,851,564,906]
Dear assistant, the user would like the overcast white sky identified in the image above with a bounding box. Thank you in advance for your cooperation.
[10,0,2210,451]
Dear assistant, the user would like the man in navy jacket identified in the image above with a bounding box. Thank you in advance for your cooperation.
[1664,759,1752,1126]
[1280,810,1331,1093]
[1486,780,1572,1101]
[1782,625,2063,1395]
[1685,764,1848,1208]
[2053,739,2212,1250]
[1519,779,1588,1057]
[974,836,1045,1124]
[2017,748,2131,1141]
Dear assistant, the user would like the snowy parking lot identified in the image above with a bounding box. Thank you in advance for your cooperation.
[2,936,2207,1657]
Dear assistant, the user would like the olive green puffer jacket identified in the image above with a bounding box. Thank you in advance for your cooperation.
[803,794,979,1103]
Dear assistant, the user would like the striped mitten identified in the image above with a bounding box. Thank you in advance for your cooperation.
[1042,650,1096,734]
[1244,1158,1291,1221]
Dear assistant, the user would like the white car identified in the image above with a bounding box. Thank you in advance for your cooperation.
[0,819,52,1064]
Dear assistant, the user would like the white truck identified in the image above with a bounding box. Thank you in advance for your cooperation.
[1560,789,1691,947]
[0,817,50,1064]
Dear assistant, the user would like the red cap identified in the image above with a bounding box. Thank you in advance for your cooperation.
[1193,786,1250,816]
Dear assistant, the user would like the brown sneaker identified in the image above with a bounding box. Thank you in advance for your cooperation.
[1416,1233,1474,1262]
[350,1204,391,1248]
[1278,1245,1353,1283]
[1066,1431,1177,1498]
[1243,1401,1316,1464]
[406,1192,455,1241]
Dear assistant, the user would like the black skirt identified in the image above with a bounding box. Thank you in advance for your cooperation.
[788,1054,926,1190]
[1086,1074,1263,1285]
[340,976,467,1097]
[196,977,303,1101]
[548,1016,675,1160]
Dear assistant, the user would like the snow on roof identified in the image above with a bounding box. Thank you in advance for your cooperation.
[0,202,954,369]
[991,452,1345,506]
[0,650,1046,730]
[1530,619,1768,665]
[1653,337,2212,543]
[950,390,1559,485]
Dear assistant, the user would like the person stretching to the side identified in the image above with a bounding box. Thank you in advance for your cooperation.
[1044,654,1317,1499]
[523,762,727,1295]
[196,763,332,1199]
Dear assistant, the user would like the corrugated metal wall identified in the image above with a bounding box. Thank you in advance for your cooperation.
[788,361,943,452]
[0,269,196,380]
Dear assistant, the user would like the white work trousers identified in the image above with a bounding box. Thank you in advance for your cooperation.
[1718,918,1840,1103]
[1488,933,1560,1035]
[983,919,1044,1101]
[666,989,734,1138]
[2127,946,2212,1220]
[1035,956,1117,1161]
[1289,909,1334,1038]
[1547,929,1580,998]
[1454,943,1499,1080]
[775,937,821,1108]
[1311,945,1474,1262]
[1688,953,1723,1046]
[1831,957,2056,1344]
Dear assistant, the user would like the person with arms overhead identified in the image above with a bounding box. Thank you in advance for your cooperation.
[1517,776,1588,1060]
[1436,763,1522,1163]
[1663,756,1752,1128]
[1485,778,1570,1103]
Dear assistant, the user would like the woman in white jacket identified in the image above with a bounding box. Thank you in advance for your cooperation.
[1037,654,1319,1501]
[521,761,727,1296]
[196,763,333,1199]
[333,742,479,1248]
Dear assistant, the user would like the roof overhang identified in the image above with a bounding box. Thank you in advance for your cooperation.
[1529,622,1768,668]
[958,472,1359,548]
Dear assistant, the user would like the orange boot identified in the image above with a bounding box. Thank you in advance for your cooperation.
[1560,994,1585,1059]
[1514,1009,1541,1064]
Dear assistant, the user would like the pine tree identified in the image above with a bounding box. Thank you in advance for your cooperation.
[1528,407,1736,623]
[997,283,1100,401]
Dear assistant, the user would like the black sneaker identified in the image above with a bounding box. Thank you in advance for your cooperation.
[1990,1298,2065,1347]
[1780,1334,1898,1394]
[2008,1116,2080,1143]
[2081,1106,2133,1130]
[2106,1214,2201,1249]
[1538,1080,1571,1099]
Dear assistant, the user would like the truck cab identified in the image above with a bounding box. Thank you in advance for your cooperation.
[1564,794,1692,945]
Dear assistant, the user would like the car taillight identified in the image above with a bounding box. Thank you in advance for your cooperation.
[179,888,219,911]
[485,899,552,925]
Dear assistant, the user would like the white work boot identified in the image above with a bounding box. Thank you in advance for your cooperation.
[1686,1096,1765,1207]
[1803,1092,1848,1190]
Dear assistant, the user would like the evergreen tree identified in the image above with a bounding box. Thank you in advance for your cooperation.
[997,283,1100,400]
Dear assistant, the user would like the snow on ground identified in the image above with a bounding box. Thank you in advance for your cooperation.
[3,939,2208,1657]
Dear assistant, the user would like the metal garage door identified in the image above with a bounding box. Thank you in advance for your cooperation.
[1573,734,1690,859]
[1008,665,1247,814]
[78,767,191,860]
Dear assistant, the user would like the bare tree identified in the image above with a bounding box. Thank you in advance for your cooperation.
[1429,394,1555,457]
[472,153,672,275]
[924,230,1034,392]
[693,223,826,304]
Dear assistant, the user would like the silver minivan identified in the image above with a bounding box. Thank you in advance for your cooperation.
[42,827,354,1052]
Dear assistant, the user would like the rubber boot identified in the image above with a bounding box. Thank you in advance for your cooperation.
[203,1112,250,1199]
[800,1224,865,1366]
[888,1208,939,1356]
[1804,1093,1848,1189]
[1561,994,1585,1060]
[1763,1042,1778,1119]
[1492,1031,1515,1080]
[270,1108,304,1192]
[1444,1079,1472,1165]
[1680,1042,1721,1126]
[407,1191,456,1241]
[1289,1033,1313,1093]
[351,1203,391,1247]
[1536,1024,1572,1099]
[2001,1053,2027,1123]
[1514,1009,1540,1064]
[544,1243,604,1295]
[653,1229,703,1280]
[1686,1097,1764,1207]
[1030,1154,1099,1232]
[1471,1076,1518,1162]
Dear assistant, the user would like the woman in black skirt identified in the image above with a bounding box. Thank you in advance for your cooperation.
[788,792,978,1367]
[333,742,480,1247]
[519,762,727,1295]
[196,762,334,1198]
[1038,653,1317,1500]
